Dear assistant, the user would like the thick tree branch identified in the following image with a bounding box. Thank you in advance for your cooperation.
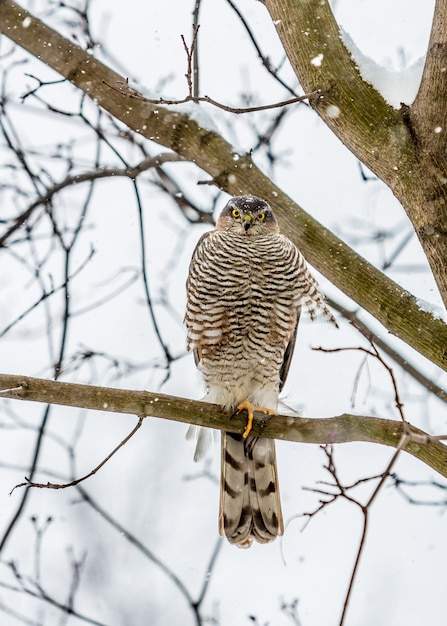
[261,0,411,186]
[0,1,447,371]
[262,0,447,308]
[1,373,446,478]
[412,0,447,156]
[408,0,447,304]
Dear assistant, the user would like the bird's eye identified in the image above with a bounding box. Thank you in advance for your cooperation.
[257,213,265,221]
[232,208,240,218]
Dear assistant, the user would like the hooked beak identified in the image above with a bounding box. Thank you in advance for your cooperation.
[243,215,252,232]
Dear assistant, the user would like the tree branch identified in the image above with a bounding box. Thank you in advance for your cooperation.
[261,0,411,186]
[408,0,447,305]
[0,152,184,247]
[326,296,447,404]
[0,0,447,371]
[412,0,447,156]
[1,373,446,478]
[261,0,447,309]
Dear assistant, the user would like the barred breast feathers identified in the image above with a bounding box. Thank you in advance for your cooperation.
[186,229,336,342]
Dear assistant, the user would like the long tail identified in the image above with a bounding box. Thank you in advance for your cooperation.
[219,432,284,548]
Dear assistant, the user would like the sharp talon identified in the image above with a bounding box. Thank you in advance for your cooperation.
[236,400,254,439]
[236,401,275,439]
[242,411,254,438]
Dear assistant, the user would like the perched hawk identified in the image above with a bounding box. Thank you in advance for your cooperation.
[185,195,334,548]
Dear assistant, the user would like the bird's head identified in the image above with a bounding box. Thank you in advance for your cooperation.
[216,196,279,236]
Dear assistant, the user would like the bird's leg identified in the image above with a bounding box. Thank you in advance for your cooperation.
[236,400,275,438]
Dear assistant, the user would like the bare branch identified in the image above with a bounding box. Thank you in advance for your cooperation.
[76,486,196,615]
[11,417,144,493]
[5,560,109,626]
[105,79,319,114]
[314,339,407,422]
[133,180,173,375]
[301,436,409,626]
[191,2,202,99]
[327,296,447,404]
[262,0,447,308]
[339,433,409,626]
[0,153,184,248]
[181,25,199,99]
[194,537,223,609]
[305,313,416,624]
[390,473,447,506]
[1,373,447,477]
[225,0,300,97]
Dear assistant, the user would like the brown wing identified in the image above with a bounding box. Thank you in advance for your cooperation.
[279,306,301,392]
[185,230,214,368]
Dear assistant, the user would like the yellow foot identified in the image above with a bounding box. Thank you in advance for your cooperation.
[236,400,275,438]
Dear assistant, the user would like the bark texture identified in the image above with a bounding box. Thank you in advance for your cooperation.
[0,0,446,370]
[0,373,446,478]
[263,0,447,308]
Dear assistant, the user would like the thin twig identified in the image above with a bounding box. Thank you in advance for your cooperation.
[133,179,173,377]
[390,473,447,506]
[326,296,447,404]
[224,0,300,97]
[0,153,183,248]
[10,417,144,493]
[0,249,94,338]
[314,341,406,421]
[195,537,223,608]
[0,225,77,551]
[181,25,199,99]
[339,433,409,626]
[301,340,414,625]
[192,2,201,99]
[104,79,320,114]
[75,485,197,615]
[5,561,109,626]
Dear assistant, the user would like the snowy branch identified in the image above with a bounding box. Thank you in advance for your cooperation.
[0,0,446,371]
[261,0,407,185]
[262,0,447,308]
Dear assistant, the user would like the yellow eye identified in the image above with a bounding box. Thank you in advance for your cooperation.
[232,208,240,218]
[257,212,265,221]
